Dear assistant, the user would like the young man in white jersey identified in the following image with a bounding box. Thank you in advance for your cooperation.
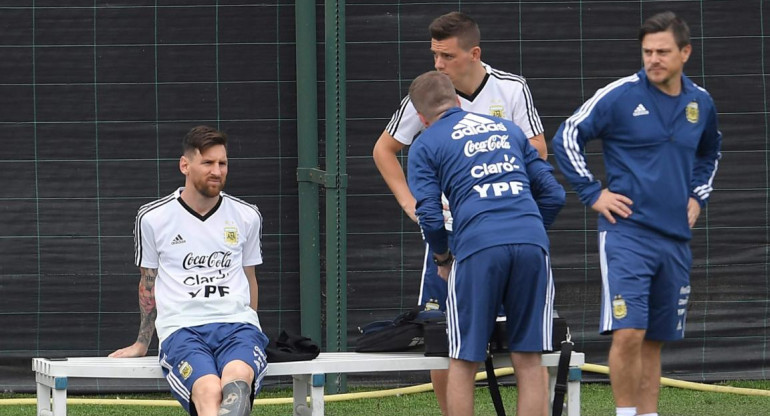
[374,11,547,222]
[110,126,268,416]
[372,11,548,415]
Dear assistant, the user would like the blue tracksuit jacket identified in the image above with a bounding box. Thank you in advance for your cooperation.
[552,69,722,241]
[408,107,565,261]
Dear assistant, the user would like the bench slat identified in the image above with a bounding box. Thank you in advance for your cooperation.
[33,352,584,416]
[33,351,584,379]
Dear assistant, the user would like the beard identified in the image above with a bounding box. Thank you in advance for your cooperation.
[193,177,225,198]
[646,64,679,89]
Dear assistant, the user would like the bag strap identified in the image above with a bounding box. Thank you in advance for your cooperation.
[552,329,573,416]
[485,355,506,416]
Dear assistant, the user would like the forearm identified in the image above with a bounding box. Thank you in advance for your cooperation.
[552,127,601,207]
[423,226,449,255]
[373,134,417,220]
[690,108,722,207]
[379,161,415,213]
[528,133,548,160]
[250,286,258,311]
[136,268,157,346]
[530,169,566,229]
[691,154,721,207]
[244,266,259,311]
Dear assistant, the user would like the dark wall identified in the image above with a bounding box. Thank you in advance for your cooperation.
[0,0,767,392]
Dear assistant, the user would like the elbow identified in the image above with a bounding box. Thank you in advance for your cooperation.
[372,139,383,163]
[538,185,566,230]
[552,185,567,216]
[555,186,567,209]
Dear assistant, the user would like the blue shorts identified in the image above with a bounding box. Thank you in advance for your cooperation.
[418,242,449,310]
[159,322,269,415]
[599,229,692,341]
[446,244,554,362]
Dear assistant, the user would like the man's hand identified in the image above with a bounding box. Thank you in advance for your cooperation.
[591,188,633,224]
[687,197,701,228]
[109,342,149,358]
[434,251,453,281]
[437,264,452,281]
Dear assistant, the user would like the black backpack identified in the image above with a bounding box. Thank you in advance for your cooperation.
[355,307,444,352]
[424,315,570,356]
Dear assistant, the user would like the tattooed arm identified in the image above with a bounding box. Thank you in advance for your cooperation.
[108,267,158,358]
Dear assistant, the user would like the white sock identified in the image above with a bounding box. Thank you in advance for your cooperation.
[616,407,636,416]
[637,413,659,416]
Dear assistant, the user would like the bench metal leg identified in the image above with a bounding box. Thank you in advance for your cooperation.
[292,374,311,416]
[566,367,582,416]
[35,373,66,416]
[36,381,50,416]
[52,387,67,416]
[291,374,325,416]
[309,374,324,416]
[566,379,580,416]
[547,365,581,416]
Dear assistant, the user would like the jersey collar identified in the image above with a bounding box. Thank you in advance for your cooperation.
[175,187,223,221]
[456,63,490,103]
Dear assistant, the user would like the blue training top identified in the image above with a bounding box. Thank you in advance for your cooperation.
[552,69,722,241]
[408,107,565,261]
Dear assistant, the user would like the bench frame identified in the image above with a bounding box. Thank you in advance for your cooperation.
[33,351,584,416]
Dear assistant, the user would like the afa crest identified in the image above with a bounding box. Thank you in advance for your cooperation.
[489,105,504,118]
[612,295,627,319]
[224,226,238,245]
[178,361,193,380]
[686,101,699,124]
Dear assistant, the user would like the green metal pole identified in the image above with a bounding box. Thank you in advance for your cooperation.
[295,0,321,345]
[325,0,348,394]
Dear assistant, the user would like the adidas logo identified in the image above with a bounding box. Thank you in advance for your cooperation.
[171,234,186,245]
[632,103,649,117]
[451,113,507,140]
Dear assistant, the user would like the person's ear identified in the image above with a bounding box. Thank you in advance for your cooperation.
[179,155,189,175]
[470,46,481,62]
[418,112,431,128]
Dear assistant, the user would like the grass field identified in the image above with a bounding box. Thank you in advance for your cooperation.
[1,380,769,415]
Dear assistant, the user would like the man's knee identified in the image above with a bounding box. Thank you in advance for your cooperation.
[511,352,542,371]
[192,375,223,411]
[219,379,251,416]
[222,360,255,384]
[612,329,646,350]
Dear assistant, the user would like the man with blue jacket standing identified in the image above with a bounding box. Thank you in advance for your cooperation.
[407,71,565,416]
[552,12,721,416]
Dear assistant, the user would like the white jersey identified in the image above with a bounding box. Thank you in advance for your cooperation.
[385,62,544,145]
[134,187,263,343]
[387,63,542,231]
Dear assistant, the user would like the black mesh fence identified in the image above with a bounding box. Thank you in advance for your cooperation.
[0,0,767,392]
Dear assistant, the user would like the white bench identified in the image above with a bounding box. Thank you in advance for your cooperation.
[33,351,584,416]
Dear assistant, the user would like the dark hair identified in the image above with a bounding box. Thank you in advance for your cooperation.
[182,125,227,156]
[429,11,480,50]
[639,11,690,49]
[409,71,457,121]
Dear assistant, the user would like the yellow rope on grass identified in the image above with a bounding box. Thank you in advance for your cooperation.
[2,363,768,406]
